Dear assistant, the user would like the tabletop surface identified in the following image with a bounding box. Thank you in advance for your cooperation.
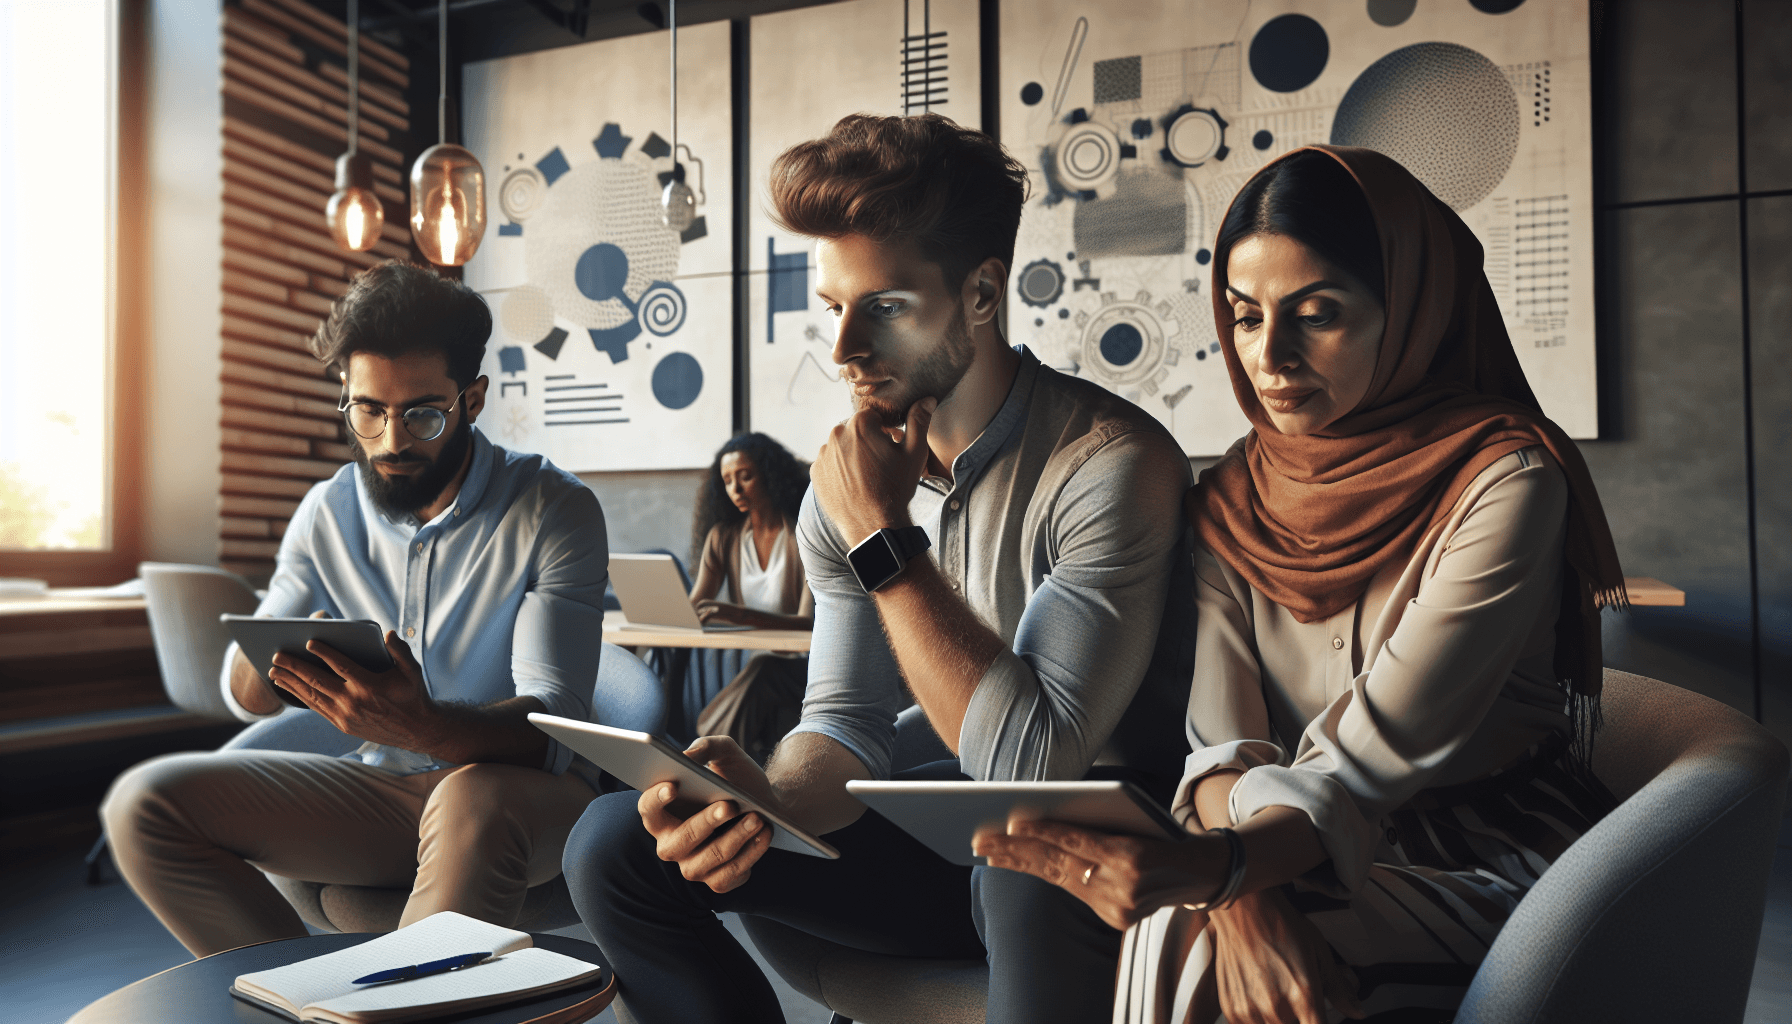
[66,932,616,1024]
[604,614,812,652]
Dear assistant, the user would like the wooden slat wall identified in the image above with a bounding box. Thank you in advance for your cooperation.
[218,0,413,579]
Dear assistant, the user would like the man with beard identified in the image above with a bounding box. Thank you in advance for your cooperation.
[102,262,609,956]
[563,114,1195,1023]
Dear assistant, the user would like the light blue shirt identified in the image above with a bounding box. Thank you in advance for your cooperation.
[221,426,609,784]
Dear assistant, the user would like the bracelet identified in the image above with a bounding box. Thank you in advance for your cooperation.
[1184,826,1247,913]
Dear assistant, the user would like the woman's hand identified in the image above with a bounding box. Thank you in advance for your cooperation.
[973,818,1230,930]
[694,599,747,625]
[1209,889,1364,1024]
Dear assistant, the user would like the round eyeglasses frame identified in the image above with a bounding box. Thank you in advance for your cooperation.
[338,387,468,442]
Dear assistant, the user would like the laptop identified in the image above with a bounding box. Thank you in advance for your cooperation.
[609,553,752,632]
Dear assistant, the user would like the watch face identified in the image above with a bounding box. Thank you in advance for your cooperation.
[848,533,904,592]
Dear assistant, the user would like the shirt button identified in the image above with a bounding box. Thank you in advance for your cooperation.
[949,499,961,511]
[405,627,416,638]
[453,509,460,517]
[415,542,424,553]
[1332,636,1345,650]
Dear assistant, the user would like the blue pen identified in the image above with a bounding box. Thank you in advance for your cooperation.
[353,951,493,985]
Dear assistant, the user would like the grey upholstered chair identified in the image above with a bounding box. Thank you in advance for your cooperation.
[246,642,667,934]
[139,562,261,721]
[742,672,1790,1024]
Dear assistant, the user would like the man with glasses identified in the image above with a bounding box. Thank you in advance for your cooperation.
[102,261,610,956]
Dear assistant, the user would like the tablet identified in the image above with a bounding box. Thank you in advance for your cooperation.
[527,714,841,860]
[845,780,1188,866]
[221,615,396,708]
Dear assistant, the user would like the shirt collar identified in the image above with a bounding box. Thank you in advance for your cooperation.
[923,345,1041,494]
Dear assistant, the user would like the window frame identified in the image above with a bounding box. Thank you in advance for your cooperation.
[0,0,145,587]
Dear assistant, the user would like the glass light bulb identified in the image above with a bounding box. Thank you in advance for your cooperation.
[661,178,696,232]
[327,152,385,253]
[409,143,486,266]
[327,186,385,252]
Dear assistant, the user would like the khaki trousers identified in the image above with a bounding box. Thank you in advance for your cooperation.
[100,749,597,957]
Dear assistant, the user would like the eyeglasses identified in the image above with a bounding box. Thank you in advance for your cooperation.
[338,388,467,442]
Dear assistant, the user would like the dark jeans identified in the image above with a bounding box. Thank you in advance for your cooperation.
[563,760,1129,1024]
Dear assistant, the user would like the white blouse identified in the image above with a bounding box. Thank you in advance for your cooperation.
[737,525,791,615]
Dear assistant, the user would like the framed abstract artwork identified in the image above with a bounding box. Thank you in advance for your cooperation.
[460,22,734,471]
[999,0,1596,455]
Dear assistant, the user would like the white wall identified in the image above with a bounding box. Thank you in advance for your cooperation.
[140,0,221,564]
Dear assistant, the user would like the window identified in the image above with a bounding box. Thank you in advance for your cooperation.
[0,0,141,584]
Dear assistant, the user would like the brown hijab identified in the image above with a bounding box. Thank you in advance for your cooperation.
[1187,145,1624,697]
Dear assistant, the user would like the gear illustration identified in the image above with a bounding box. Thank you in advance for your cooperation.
[1078,290,1179,397]
[1017,258,1066,308]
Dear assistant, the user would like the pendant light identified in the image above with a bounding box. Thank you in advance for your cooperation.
[410,0,486,266]
[660,0,696,232]
[325,0,384,252]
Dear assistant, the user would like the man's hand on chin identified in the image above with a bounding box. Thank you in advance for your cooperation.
[269,629,444,753]
[812,396,936,543]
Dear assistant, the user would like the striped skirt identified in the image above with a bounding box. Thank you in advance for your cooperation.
[1114,746,1617,1024]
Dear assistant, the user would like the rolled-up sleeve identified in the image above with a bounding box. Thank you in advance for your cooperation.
[784,487,903,779]
[1228,454,1569,896]
[219,485,339,722]
[511,485,608,776]
[958,431,1190,781]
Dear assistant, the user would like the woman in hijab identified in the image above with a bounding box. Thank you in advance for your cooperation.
[974,146,1627,1024]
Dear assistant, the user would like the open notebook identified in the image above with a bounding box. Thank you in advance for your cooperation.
[230,912,604,1024]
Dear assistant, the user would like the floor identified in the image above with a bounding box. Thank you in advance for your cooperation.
[2,813,1788,1024]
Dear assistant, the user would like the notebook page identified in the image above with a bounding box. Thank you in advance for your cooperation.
[306,948,603,1024]
[234,912,532,1012]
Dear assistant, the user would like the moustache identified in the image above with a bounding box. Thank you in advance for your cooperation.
[370,453,429,466]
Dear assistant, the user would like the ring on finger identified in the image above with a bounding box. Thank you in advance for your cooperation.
[1082,863,1098,885]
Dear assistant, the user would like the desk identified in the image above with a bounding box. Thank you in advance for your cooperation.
[1624,577,1685,607]
[604,616,811,653]
[66,932,616,1024]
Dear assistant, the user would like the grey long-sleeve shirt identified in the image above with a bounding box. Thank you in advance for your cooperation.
[788,347,1196,784]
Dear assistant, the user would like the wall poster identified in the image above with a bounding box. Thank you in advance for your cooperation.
[999,0,1597,456]
[747,0,981,464]
[461,23,733,471]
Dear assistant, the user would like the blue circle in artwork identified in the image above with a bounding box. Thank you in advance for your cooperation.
[1020,81,1045,105]
[1058,308,1070,319]
[574,243,630,302]
[1099,323,1144,367]
[1253,129,1275,150]
[1249,14,1329,93]
[1196,248,1212,265]
[1196,349,1207,360]
[651,351,703,409]
[1034,317,1044,327]
[1469,0,1524,11]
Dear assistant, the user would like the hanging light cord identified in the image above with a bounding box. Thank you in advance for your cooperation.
[669,0,678,166]
[437,0,448,145]
[346,0,359,155]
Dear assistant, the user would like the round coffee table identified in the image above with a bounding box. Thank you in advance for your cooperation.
[66,932,616,1024]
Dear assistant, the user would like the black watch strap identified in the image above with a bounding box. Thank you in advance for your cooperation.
[846,525,932,593]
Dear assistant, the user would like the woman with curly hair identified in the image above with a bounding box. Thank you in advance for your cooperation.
[688,433,815,761]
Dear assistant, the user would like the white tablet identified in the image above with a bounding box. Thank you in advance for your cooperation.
[845,780,1188,866]
[528,714,841,860]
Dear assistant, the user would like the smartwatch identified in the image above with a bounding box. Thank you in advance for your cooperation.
[847,526,932,593]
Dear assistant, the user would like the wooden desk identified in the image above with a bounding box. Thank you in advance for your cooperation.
[604,616,811,653]
[1624,577,1685,607]
[0,594,161,727]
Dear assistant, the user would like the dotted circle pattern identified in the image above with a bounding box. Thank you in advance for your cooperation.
[525,160,678,330]
[1330,42,1520,211]
[499,284,555,343]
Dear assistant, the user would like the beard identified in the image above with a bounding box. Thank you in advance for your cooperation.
[353,415,472,518]
[853,305,977,428]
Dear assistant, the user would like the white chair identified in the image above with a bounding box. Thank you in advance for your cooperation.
[138,562,261,721]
